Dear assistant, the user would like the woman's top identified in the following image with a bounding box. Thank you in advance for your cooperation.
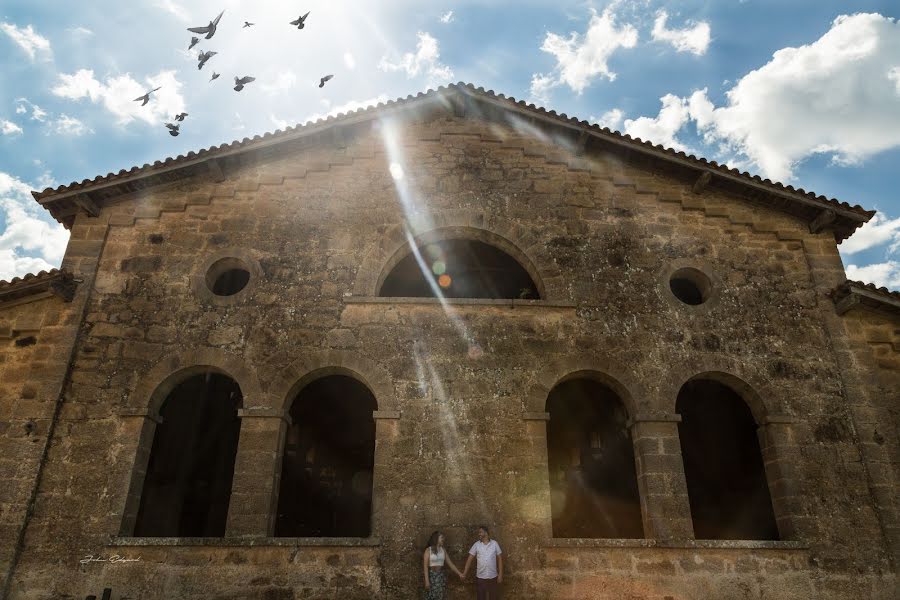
[429,547,445,567]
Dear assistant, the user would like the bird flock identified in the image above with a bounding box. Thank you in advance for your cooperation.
[131,9,331,137]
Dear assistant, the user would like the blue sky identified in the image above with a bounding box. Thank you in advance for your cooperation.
[1,0,899,288]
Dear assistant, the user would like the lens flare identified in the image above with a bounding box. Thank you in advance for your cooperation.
[431,260,446,275]
[438,274,452,288]
[389,162,404,181]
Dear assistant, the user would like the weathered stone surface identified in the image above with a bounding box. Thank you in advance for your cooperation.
[1,115,897,599]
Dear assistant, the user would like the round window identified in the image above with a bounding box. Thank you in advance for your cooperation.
[669,267,712,306]
[206,258,251,297]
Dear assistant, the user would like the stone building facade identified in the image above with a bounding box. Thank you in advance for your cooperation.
[0,83,897,599]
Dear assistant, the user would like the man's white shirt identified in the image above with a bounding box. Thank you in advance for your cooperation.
[468,539,502,579]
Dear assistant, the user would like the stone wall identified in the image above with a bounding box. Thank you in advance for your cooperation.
[835,303,900,564]
[4,116,897,599]
[0,273,88,594]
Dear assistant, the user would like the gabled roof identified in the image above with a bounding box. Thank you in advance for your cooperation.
[32,82,873,240]
[830,280,900,318]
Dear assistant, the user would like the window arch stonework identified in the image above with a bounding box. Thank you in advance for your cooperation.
[353,213,567,301]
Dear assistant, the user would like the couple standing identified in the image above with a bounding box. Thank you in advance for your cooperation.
[422,525,503,600]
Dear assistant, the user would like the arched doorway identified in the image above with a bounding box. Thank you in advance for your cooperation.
[274,375,377,537]
[134,371,242,537]
[676,378,779,540]
[546,377,644,538]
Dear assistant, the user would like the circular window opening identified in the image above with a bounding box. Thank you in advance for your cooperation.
[206,258,251,297]
[669,267,712,306]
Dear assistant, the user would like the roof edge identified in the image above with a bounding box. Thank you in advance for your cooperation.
[0,268,78,307]
[830,280,900,317]
[31,82,875,239]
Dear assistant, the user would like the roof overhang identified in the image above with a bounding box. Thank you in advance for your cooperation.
[830,280,900,318]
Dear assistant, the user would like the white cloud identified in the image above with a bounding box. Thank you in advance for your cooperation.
[624,94,692,152]
[440,11,454,24]
[0,22,51,61]
[154,0,190,22]
[52,114,92,136]
[0,172,69,281]
[67,26,94,37]
[52,69,185,126]
[530,7,638,101]
[1,120,23,136]
[344,52,356,70]
[261,70,298,94]
[651,10,711,56]
[378,32,454,86]
[15,98,47,121]
[684,13,900,181]
[845,261,900,290]
[590,108,624,131]
[890,67,900,94]
[30,105,47,122]
[840,212,900,255]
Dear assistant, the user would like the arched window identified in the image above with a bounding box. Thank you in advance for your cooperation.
[134,372,242,537]
[379,239,540,299]
[275,375,377,537]
[676,378,779,540]
[546,378,644,538]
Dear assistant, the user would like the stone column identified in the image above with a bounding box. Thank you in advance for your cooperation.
[523,411,554,539]
[371,410,401,537]
[225,408,290,537]
[115,409,162,536]
[629,413,695,540]
[757,416,804,541]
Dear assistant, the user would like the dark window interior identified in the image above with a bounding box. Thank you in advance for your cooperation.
[546,378,644,538]
[211,268,250,296]
[670,277,704,305]
[134,372,242,537]
[379,239,540,299]
[677,379,779,540]
[275,375,377,537]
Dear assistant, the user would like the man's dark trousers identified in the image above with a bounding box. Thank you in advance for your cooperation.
[476,577,500,600]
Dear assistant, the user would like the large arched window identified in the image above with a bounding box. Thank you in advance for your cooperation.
[379,238,540,299]
[275,375,377,537]
[676,378,779,540]
[546,377,644,538]
[134,372,242,537]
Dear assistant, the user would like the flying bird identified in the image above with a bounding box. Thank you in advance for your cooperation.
[289,12,310,29]
[210,72,220,81]
[233,76,255,92]
[187,9,225,40]
[318,74,333,88]
[174,112,188,122]
[243,21,254,28]
[133,87,161,106]
[165,123,180,137]
[188,36,200,50]
[197,50,217,70]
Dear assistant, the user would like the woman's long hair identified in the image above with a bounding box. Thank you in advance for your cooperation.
[426,530,442,554]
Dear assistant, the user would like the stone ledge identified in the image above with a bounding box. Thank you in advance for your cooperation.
[343,296,576,308]
[108,536,381,547]
[543,538,808,550]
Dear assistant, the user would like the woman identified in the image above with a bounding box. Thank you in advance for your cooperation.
[423,530,463,599]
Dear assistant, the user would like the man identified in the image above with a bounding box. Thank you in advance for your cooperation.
[461,525,503,599]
